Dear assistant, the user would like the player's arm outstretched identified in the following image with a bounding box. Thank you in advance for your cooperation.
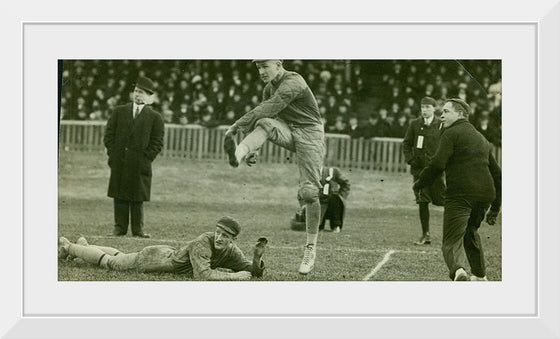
[189,243,251,281]
[222,238,268,278]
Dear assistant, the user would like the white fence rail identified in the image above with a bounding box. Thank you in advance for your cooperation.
[59,120,502,172]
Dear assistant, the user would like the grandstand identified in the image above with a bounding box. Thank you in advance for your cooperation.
[59,59,501,146]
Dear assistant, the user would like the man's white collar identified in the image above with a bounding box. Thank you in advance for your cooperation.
[424,115,434,125]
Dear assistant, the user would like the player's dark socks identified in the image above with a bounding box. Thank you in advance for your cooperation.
[419,202,430,234]
[224,135,239,168]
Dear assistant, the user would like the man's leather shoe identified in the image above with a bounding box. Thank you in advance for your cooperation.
[133,233,151,238]
[414,232,431,245]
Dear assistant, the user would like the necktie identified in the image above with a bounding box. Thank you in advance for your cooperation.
[134,106,140,119]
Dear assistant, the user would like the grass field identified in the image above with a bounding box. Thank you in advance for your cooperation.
[58,151,502,281]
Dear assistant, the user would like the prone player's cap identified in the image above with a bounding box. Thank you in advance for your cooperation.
[216,216,241,237]
[252,59,283,64]
[420,96,437,107]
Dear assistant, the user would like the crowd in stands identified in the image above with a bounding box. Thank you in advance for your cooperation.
[60,59,502,147]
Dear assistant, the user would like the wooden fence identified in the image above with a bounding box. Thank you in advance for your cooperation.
[59,120,502,172]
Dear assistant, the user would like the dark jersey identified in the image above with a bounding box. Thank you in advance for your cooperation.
[171,232,264,280]
[234,70,322,133]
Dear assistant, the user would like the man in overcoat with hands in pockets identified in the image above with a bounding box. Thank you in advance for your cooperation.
[104,76,165,238]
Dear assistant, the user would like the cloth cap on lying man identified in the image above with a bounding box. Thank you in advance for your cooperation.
[217,216,241,237]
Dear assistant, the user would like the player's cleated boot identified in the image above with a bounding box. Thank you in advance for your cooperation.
[470,275,488,281]
[224,135,239,168]
[298,244,316,275]
[414,232,431,245]
[58,237,71,260]
[453,268,469,281]
[333,226,341,233]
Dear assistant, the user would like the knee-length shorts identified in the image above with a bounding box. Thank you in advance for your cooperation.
[105,245,176,273]
[256,118,325,194]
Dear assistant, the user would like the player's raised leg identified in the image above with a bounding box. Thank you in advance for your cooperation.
[225,118,295,168]
[224,128,267,168]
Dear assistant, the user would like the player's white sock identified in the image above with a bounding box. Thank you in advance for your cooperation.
[235,144,250,163]
[236,127,268,163]
[305,201,320,245]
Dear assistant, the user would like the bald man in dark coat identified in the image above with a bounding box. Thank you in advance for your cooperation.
[414,99,501,281]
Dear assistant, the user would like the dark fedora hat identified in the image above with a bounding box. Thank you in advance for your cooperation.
[135,76,156,94]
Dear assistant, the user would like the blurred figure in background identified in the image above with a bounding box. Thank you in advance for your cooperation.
[391,113,409,138]
[377,108,393,137]
[291,166,351,234]
[361,113,382,139]
[328,115,349,134]
[347,115,362,139]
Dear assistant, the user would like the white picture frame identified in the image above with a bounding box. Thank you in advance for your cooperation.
[4,0,560,338]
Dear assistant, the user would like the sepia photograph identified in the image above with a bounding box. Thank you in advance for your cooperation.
[57,59,502,282]
[9,4,558,335]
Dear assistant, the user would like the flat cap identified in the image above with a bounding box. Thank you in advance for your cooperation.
[420,96,437,107]
[216,216,241,237]
[446,98,471,116]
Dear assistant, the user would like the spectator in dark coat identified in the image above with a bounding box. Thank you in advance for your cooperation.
[318,166,351,232]
[403,97,445,245]
[377,108,393,137]
[221,109,237,126]
[361,114,382,139]
[199,106,220,128]
[291,166,351,233]
[414,98,501,281]
[347,116,362,138]
[328,115,349,134]
[474,110,501,147]
[103,76,165,238]
[390,113,409,138]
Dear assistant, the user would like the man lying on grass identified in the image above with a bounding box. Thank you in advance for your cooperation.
[58,216,268,281]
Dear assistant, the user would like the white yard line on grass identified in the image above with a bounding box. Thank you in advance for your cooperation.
[362,249,396,281]
[269,245,436,255]
[88,235,438,255]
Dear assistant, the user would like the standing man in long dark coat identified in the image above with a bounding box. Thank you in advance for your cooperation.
[103,76,165,238]
[403,97,445,245]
